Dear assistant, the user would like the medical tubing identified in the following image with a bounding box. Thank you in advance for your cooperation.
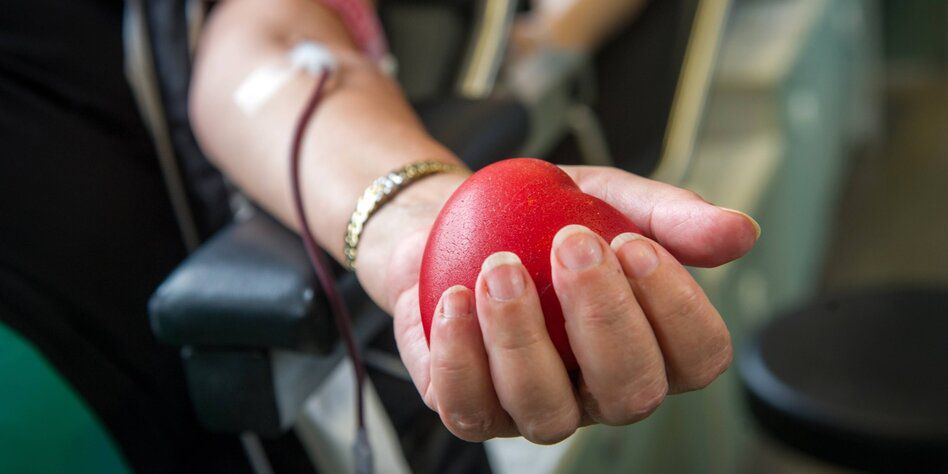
[289,68,373,474]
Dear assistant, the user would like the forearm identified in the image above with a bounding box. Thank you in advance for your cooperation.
[190,0,464,307]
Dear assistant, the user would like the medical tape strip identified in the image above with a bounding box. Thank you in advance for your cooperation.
[234,41,339,115]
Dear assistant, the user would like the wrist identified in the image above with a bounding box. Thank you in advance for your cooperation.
[355,171,469,311]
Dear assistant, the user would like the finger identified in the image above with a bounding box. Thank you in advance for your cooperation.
[430,285,516,441]
[476,252,581,444]
[563,166,760,267]
[392,285,437,409]
[551,225,668,425]
[611,233,733,393]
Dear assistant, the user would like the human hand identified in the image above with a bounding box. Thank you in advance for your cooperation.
[357,165,759,444]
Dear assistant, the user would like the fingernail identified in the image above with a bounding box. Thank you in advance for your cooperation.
[441,285,471,319]
[554,225,603,271]
[718,207,761,240]
[610,233,659,278]
[482,252,526,301]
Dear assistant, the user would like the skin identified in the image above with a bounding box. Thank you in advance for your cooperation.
[192,0,760,445]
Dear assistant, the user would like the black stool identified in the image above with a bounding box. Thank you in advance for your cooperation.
[739,288,948,473]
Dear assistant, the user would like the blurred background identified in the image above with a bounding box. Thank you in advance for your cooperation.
[545,0,948,472]
[1,0,945,472]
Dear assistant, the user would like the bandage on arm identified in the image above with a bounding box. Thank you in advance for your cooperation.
[190,0,465,309]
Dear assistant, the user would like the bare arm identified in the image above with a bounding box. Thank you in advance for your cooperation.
[190,0,467,309]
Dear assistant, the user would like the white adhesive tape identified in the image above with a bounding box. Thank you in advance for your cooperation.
[288,41,338,75]
[234,41,338,115]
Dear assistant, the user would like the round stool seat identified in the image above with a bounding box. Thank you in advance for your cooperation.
[739,288,948,472]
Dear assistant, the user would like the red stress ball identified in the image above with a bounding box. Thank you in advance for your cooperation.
[419,158,640,370]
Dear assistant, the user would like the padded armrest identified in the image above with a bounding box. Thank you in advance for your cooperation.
[149,213,337,352]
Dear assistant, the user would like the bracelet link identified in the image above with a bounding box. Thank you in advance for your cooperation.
[343,160,463,270]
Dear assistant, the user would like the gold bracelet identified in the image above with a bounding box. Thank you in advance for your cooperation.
[343,160,463,270]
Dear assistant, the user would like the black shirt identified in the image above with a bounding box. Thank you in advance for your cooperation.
[0,1,247,471]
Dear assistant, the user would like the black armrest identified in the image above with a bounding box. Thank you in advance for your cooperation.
[149,213,336,352]
[148,214,392,434]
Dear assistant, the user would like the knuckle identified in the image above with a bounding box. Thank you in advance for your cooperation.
[520,413,579,445]
[430,349,466,377]
[443,409,501,442]
[677,332,734,392]
[677,188,706,203]
[574,291,638,330]
[492,324,545,354]
[599,374,668,425]
[667,285,707,322]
